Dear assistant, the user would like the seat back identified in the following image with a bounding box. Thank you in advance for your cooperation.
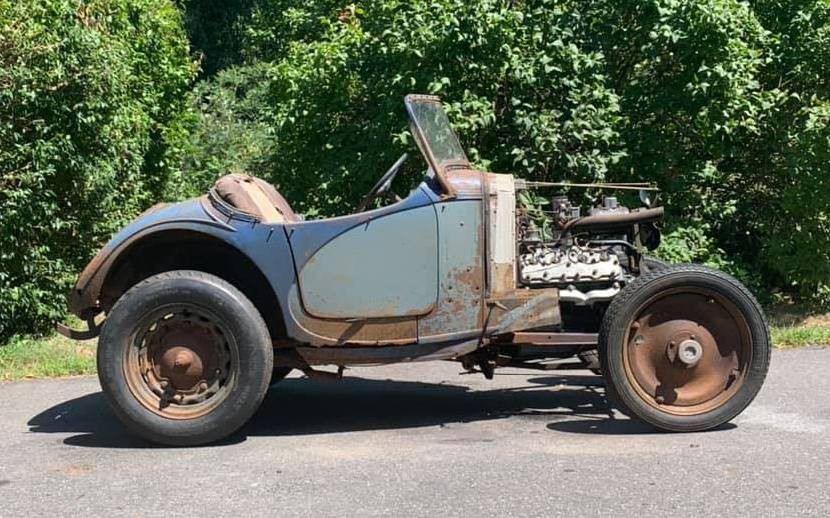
[214,174,298,223]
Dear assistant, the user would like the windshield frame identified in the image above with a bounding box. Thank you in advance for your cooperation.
[404,94,470,197]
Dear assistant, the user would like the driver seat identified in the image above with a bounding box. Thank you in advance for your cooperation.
[214,174,299,223]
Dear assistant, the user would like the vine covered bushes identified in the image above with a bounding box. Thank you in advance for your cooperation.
[2,0,830,344]
[181,0,830,302]
[0,0,196,341]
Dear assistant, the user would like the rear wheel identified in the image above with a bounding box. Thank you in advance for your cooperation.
[599,265,770,432]
[97,270,273,446]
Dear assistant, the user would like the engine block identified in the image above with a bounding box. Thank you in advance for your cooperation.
[520,245,622,286]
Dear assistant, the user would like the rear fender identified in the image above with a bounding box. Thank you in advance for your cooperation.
[67,198,298,339]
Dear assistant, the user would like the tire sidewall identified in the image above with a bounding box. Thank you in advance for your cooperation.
[98,271,273,446]
[600,265,770,431]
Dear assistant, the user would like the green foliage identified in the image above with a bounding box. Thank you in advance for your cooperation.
[175,62,277,198]
[177,0,255,77]
[0,0,196,343]
[178,0,830,305]
[771,324,830,349]
[4,0,830,345]
[0,333,96,380]
[180,0,624,216]
[597,0,830,305]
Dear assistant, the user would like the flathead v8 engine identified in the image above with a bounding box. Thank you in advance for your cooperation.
[517,194,661,305]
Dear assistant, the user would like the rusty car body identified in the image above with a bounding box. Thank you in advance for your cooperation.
[60,95,771,445]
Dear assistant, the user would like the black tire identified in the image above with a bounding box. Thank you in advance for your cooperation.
[642,256,668,273]
[598,264,770,432]
[97,270,273,446]
[270,367,293,385]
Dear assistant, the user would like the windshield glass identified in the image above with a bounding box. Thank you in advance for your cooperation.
[405,96,469,172]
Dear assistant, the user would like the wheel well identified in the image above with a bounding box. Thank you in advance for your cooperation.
[100,230,286,340]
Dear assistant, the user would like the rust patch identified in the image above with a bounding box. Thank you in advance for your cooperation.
[486,288,561,333]
[509,331,597,346]
[290,291,418,345]
[490,263,516,295]
[444,169,485,199]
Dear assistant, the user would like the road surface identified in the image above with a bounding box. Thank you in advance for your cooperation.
[1,347,828,517]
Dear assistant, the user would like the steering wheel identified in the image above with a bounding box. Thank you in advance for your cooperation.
[357,153,408,212]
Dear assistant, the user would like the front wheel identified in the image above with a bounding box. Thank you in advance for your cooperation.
[97,270,274,446]
[598,264,770,432]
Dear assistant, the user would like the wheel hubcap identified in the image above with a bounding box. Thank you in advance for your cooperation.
[124,306,237,419]
[624,288,752,415]
[675,339,703,366]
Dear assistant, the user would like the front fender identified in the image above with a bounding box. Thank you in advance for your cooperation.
[68,197,238,316]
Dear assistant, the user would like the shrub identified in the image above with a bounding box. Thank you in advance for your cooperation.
[179,0,830,305]
[0,0,196,342]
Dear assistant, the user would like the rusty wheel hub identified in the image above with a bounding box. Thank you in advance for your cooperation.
[624,289,751,415]
[125,306,236,419]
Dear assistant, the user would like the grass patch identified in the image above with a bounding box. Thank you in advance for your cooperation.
[0,334,96,381]
[771,325,830,349]
[768,302,830,349]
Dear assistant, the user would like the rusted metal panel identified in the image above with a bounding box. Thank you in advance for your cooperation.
[417,199,485,338]
[486,288,561,334]
[292,339,480,366]
[444,169,485,199]
[286,285,418,345]
[509,332,598,346]
[298,205,438,319]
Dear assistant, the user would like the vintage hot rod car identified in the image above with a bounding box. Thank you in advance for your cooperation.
[59,95,770,445]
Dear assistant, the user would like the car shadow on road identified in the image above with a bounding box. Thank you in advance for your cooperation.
[27,373,733,448]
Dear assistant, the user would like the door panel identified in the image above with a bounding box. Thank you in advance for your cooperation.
[298,205,438,319]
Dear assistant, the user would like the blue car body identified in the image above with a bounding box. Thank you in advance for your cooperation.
[64,96,560,365]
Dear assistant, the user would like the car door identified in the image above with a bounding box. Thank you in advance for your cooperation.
[291,198,439,320]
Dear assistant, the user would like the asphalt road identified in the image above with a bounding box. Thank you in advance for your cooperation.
[1,347,828,517]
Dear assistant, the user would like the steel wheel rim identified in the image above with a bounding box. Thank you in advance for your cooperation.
[124,304,238,420]
[622,287,752,416]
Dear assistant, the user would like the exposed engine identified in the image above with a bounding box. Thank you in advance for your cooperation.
[517,195,650,305]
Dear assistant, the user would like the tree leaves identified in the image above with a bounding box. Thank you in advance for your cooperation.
[0,0,196,342]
